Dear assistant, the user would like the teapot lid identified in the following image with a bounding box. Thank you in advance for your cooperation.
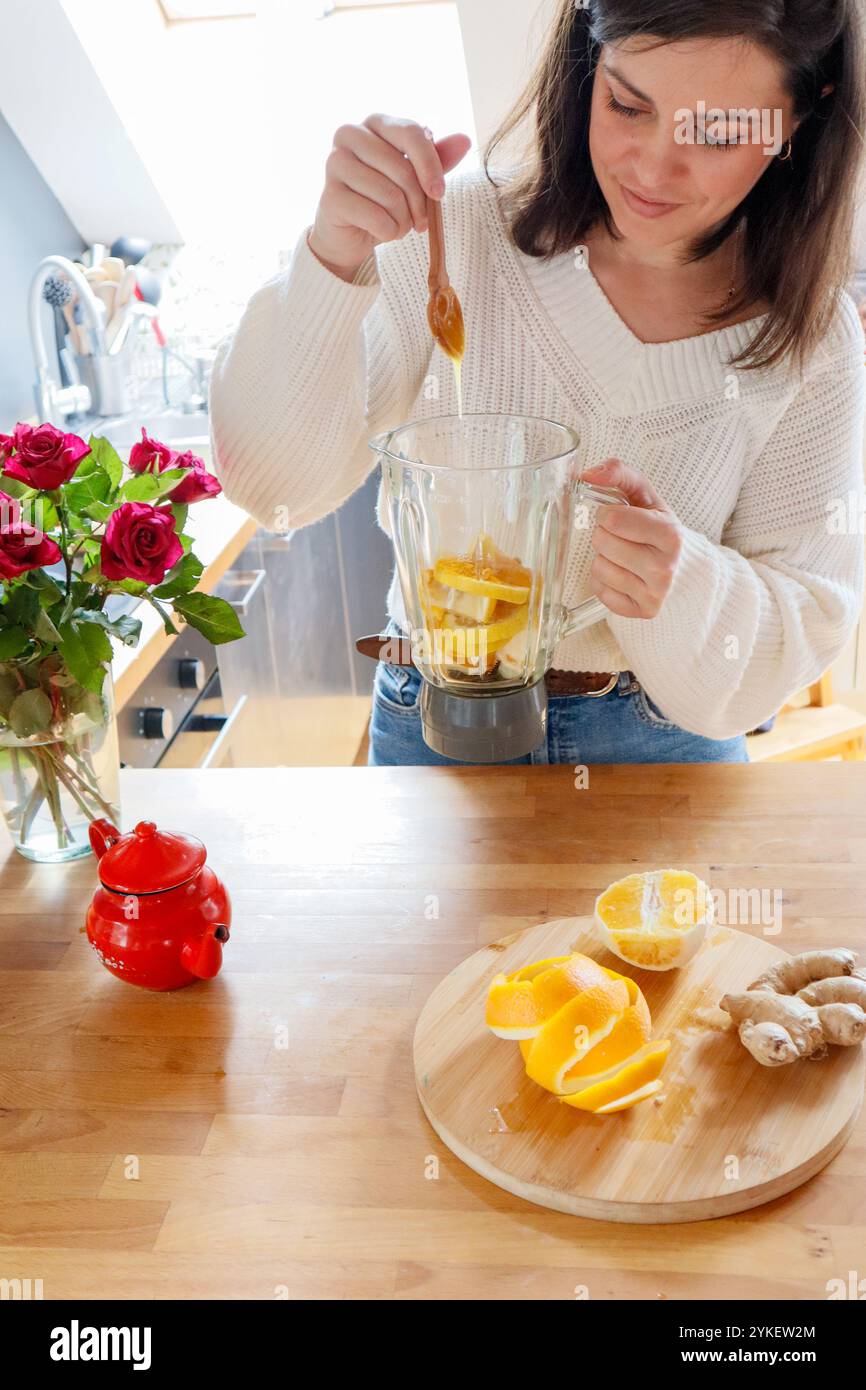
[97,819,207,893]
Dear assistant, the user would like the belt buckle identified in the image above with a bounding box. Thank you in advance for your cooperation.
[582,672,619,698]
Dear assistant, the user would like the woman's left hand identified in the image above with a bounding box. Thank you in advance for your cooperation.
[580,458,684,619]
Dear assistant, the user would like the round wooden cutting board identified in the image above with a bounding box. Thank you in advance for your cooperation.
[413,919,864,1223]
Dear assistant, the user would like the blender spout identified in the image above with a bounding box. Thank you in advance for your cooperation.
[368,430,391,454]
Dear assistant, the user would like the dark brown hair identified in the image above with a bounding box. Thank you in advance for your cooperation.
[483,0,866,373]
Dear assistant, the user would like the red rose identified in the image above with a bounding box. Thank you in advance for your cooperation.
[128,428,174,475]
[100,502,183,585]
[0,434,13,468]
[126,431,221,504]
[0,520,62,579]
[166,450,222,503]
[2,422,90,490]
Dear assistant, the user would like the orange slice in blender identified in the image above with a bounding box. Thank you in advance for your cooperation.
[434,556,532,606]
[441,601,529,650]
[425,576,497,623]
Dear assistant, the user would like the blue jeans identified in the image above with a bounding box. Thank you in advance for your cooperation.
[368,645,749,767]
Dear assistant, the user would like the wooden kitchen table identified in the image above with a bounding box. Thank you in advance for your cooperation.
[1,763,864,1301]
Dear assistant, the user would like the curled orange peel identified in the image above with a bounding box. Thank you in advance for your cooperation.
[485,951,670,1113]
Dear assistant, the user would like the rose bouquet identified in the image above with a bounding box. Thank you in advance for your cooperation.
[0,421,243,860]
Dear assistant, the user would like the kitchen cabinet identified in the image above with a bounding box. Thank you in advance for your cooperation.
[227,471,393,765]
[111,469,392,767]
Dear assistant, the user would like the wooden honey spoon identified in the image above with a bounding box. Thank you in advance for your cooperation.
[426,192,465,364]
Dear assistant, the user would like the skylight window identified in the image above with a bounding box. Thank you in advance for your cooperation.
[157,2,256,20]
[157,0,430,17]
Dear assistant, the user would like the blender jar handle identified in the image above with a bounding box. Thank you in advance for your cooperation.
[560,480,631,640]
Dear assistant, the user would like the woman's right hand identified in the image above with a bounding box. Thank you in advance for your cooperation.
[308,115,472,281]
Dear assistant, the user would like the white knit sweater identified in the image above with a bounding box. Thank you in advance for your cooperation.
[209,166,866,740]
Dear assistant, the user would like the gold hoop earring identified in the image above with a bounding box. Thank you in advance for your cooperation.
[778,139,793,162]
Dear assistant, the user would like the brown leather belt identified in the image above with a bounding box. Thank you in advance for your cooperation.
[355,635,621,698]
[545,669,620,696]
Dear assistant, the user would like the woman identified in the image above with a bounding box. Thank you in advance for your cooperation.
[210,0,866,767]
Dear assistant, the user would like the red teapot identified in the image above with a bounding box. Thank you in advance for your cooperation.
[85,817,231,991]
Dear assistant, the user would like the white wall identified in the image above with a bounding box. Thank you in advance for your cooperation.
[455,0,556,161]
[0,0,180,244]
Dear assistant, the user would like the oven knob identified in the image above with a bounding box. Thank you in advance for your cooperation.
[178,657,206,690]
[139,706,173,740]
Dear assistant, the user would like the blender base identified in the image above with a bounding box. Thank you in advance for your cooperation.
[420,680,548,763]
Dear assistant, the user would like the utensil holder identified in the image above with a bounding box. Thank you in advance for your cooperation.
[73,339,133,416]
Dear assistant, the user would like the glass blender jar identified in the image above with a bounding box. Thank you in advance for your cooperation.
[368,413,629,762]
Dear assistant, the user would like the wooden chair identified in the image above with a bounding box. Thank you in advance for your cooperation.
[746,671,866,762]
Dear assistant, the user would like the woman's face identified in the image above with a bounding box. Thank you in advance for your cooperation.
[589,36,799,246]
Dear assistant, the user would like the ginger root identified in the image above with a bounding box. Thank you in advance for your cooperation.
[747,949,856,995]
[722,991,823,1063]
[721,948,866,1067]
[797,976,866,1009]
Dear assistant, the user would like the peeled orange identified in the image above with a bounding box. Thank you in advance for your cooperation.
[485,951,670,1113]
[594,869,713,971]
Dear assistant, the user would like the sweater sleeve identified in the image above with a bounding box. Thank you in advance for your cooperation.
[208,223,432,531]
[604,348,866,740]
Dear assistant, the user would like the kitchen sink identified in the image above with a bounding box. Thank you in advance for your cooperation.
[86,411,212,460]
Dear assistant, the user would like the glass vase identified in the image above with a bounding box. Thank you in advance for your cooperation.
[0,659,120,863]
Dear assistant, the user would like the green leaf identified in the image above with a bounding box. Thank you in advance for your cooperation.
[34,608,62,645]
[0,477,29,500]
[87,435,124,492]
[71,607,142,648]
[78,618,113,666]
[118,472,159,503]
[173,592,245,645]
[64,466,111,514]
[146,594,179,636]
[5,585,40,630]
[20,496,59,532]
[8,687,53,737]
[120,468,187,503]
[0,626,30,660]
[72,450,100,479]
[153,551,203,600]
[170,503,188,534]
[114,577,148,597]
[82,499,116,523]
[27,571,64,608]
[56,620,109,694]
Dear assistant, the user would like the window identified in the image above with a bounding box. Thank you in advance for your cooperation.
[157,2,256,20]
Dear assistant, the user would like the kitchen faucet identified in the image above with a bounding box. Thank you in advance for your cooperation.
[28,254,108,423]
